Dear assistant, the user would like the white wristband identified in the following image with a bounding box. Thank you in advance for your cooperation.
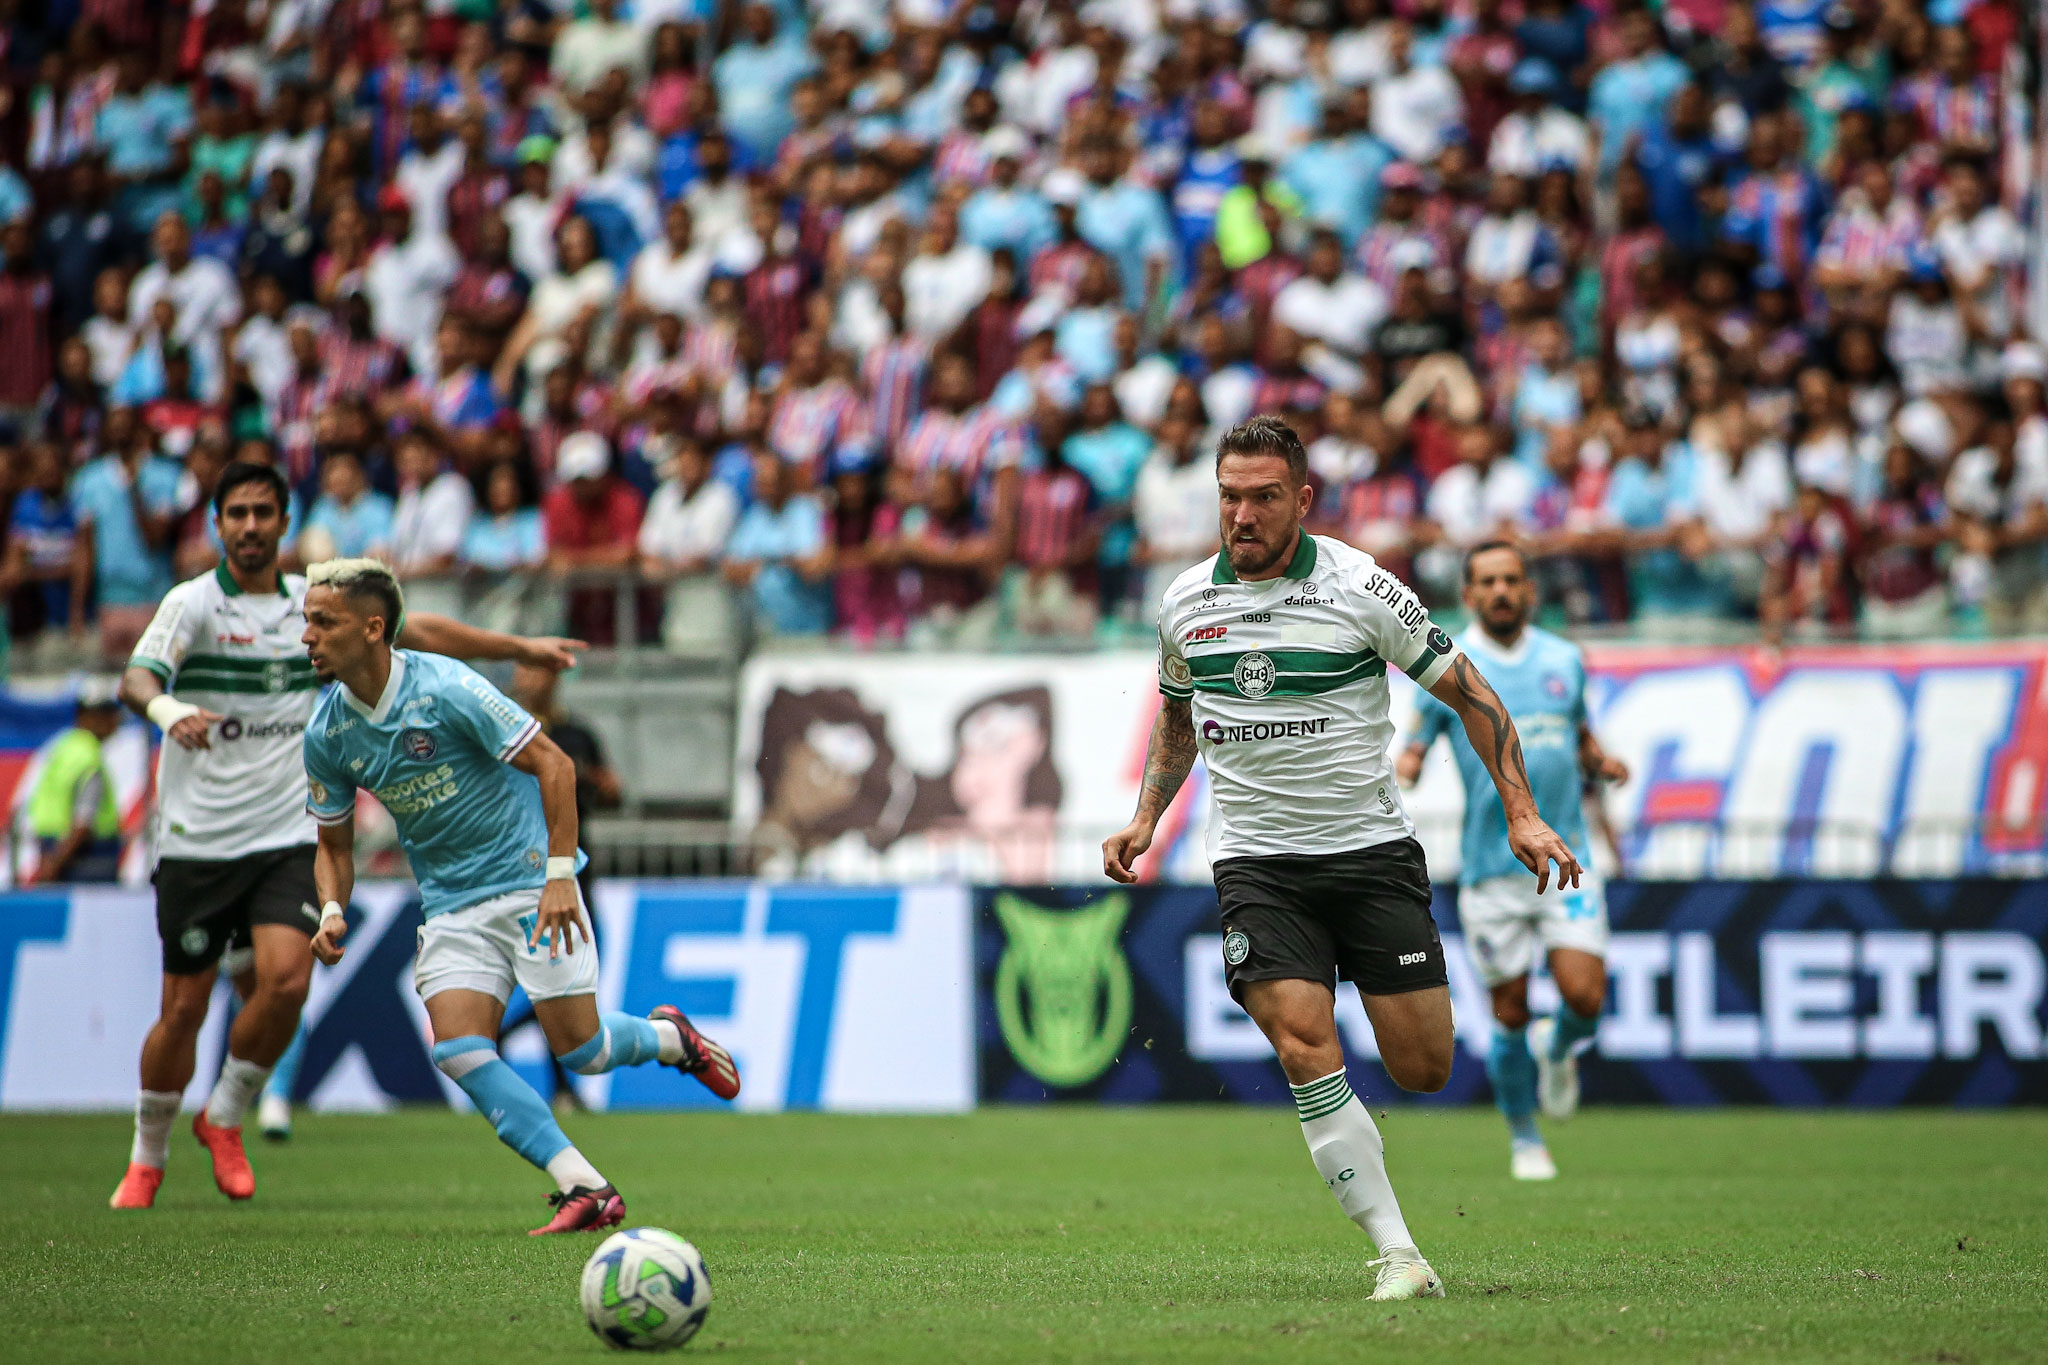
[145,694,201,731]
[320,900,345,927]
[546,856,577,882]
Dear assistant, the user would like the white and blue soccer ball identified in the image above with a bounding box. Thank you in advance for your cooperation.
[580,1227,712,1351]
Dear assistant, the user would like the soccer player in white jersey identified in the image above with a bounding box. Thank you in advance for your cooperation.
[111,462,585,1211]
[1398,543,1628,1180]
[300,559,739,1235]
[1103,417,1579,1302]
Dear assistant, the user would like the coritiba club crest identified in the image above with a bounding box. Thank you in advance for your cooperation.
[992,892,1134,1088]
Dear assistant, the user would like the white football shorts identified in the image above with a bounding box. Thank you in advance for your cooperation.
[413,885,600,1003]
[1458,870,1608,987]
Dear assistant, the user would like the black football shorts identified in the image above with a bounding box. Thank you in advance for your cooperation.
[154,844,321,975]
[1212,837,1449,1001]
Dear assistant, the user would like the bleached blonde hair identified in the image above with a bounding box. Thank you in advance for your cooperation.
[307,557,406,641]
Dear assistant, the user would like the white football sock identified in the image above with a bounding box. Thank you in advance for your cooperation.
[650,1017,685,1065]
[131,1090,182,1168]
[205,1055,274,1129]
[1292,1070,1418,1257]
[545,1146,607,1194]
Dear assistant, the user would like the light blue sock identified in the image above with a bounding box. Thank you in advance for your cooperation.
[1549,1004,1600,1061]
[431,1036,571,1171]
[264,1025,307,1102]
[1486,1027,1541,1146]
[555,1013,665,1075]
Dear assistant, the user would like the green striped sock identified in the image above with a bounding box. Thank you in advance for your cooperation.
[1291,1071,1355,1123]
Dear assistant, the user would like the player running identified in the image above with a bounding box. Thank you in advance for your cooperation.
[299,558,739,1235]
[1103,418,1578,1303]
[1396,542,1627,1181]
[111,462,584,1211]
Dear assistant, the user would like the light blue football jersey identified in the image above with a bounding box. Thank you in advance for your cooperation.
[302,650,585,918]
[1413,625,1592,885]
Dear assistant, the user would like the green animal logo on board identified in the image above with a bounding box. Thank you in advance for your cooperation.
[992,892,1134,1088]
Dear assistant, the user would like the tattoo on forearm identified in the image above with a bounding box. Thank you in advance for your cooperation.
[1451,656,1533,801]
[1136,698,1198,821]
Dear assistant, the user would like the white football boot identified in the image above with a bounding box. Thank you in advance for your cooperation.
[258,1094,292,1142]
[1527,1016,1581,1121]
[1369,1251,1446,1301]
[1510,1141,1557,1181]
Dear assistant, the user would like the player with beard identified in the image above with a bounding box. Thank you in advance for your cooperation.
[1397,542,1627,1180]
[1104,417,1578,1301]
[111,461,586,1210]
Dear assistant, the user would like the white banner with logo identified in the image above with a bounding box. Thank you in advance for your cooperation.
[736,642,2048,881]
[0,881,973,1113]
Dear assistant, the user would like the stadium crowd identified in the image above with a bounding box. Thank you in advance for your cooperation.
[0,0,2039,664]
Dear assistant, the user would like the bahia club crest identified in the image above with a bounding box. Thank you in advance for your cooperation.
[991,892,1134,1089]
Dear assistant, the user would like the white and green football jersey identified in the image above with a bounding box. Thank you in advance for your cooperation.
[131,565,324,862]
[1157,534,1461,860]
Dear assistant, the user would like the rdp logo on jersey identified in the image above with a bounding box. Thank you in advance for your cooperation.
[1184,624,1229,643]
[991,892,1132,1089]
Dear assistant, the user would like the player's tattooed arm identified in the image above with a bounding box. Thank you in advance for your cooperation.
[1426,653,1582,892]
[1104,697,1196,884]
[1136,696,1198,823]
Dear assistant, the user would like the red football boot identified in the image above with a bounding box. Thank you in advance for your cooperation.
[650,1005,741,1100]
[192,1112,255,1200]
[110,1163,164,1210]
[529,1185,625,1236]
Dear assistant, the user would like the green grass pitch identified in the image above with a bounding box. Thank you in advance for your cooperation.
[5,1107,2044,1363]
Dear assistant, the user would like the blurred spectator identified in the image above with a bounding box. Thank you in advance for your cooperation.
[461,459,548,573]
[725,445,832,637]
[1134,405,1222,617]
[4,442,90,663]
[544,431,645,645]
[304,449,395,561]
[388,431,474,578]
[70,407,182,663]
[639,435,740,652]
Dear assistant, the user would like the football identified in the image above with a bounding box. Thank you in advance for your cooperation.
[579,1227,712,1351]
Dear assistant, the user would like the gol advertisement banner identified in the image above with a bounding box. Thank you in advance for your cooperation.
[735,643,2048,884]
[975,881,2048,1107]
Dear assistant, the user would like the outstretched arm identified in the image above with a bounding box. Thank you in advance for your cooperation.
[1102,696,1198,884]
[1425,654,1581,892]
[400,611,587,672]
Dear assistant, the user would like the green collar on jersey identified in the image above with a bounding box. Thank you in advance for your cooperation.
[1211,530,1318,584]
[214,562,288,597]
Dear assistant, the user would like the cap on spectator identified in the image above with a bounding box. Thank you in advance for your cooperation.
[982,126,1031,162]
[1895,399,1955,461]
[76,675,123,710]
[1380,162,1425,191]
[1015,293,1064,340]
[829,440,879,478]
[556,431,611,482]
[2002,341,2048,382]
[518,135,558,166]
[1509,58,1558,95]
[1234,133,1276,164]
[1905,243,1944,283]
[1388,239,1434,274]
[1041,167,1087,207]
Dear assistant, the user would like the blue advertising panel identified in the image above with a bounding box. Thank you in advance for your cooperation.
[977,881,2048,1107]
